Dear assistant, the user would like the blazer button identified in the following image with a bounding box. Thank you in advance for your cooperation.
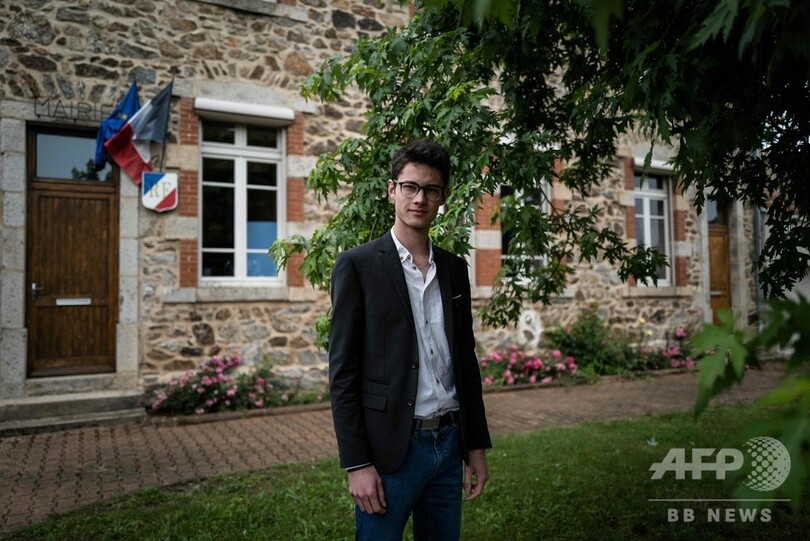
[407,400,414,407]
[411,362,418,369]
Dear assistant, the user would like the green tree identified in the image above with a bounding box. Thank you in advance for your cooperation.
[269,0,810,501]
[272,0,809,329]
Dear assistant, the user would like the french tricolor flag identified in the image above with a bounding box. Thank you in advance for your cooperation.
[104,81,173,184]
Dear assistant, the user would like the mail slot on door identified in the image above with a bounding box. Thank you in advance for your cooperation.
[55,298,92,306]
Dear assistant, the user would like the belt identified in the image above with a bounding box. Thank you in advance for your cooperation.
[413,411,459,431]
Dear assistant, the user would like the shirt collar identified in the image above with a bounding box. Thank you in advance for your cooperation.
[390,228,433,265]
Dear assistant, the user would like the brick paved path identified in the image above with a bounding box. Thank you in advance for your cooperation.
[0,364,785,535]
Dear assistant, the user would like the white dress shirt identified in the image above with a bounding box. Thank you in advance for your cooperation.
[390,230,459,419]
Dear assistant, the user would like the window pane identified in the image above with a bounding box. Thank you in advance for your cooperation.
[634,173,665,191]
[635,217,645,246]
[202,252,234,277]
[247,189,277,249]
[650,218,666,250]
[36,133,113,182]
[247,161,277,187]
[202,186,234,248]
[203,157,234,184]
[202,121,235,144]
[650,200,665,217]
[635,198,644,215]
[247,126,277,148]
[247,253,278,277]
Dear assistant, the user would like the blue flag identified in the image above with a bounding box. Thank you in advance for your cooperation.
[94,81,140,168]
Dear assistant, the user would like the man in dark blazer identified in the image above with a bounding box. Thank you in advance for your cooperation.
[329,139,491,540]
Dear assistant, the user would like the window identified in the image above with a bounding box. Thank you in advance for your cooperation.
[200,120,284,282]
[634,172,672,285]
[33,130,113,183]
[500,184,548,276]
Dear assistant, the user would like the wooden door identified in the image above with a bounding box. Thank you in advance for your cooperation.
[26,126,119,377]
[707,200,731,324]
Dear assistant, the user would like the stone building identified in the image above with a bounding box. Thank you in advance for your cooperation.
[0,0,762,428]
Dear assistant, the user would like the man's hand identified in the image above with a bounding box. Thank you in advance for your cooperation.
[348,465,387,514]
[463,448,488,501]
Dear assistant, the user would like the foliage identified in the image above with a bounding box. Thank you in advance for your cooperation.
[690,295,810,507]
[478,344,577,386]
[542,305,696,376]
[11,405,810,540]
[271,0,810,347]
[641,325,697,371]
[148,354,321,416]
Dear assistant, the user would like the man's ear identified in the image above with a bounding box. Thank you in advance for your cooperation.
[387,179,396,198]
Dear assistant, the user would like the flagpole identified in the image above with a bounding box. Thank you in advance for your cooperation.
[158,77,175,172]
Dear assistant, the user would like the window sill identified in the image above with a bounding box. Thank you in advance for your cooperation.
[163,286,321,304]
[623,286,693,298]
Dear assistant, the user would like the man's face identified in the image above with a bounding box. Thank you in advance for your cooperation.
[388,162,447,234]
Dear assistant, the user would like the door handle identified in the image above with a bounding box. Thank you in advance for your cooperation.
[31,282,44,299]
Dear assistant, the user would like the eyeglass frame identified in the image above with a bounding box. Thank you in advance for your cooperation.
[390,179,447,202]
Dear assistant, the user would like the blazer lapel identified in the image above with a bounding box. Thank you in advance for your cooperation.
[434,248,455,358]
[377,233,416,333]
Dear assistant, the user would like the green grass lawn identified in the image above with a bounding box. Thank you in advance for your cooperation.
[8,403,808,540]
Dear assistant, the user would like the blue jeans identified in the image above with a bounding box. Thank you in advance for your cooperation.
[355,423,463,541]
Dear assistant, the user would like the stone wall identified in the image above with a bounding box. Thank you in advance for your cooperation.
[1,0,750,397]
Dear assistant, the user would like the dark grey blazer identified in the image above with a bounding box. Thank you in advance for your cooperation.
[328,232,492,474]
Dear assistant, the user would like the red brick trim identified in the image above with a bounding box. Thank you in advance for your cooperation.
[625,206,636,240]
[476,193,499,230]
[673,209,686,241]
[623,157,635,190]
[674,256,688,287]
[475,249,501,286]
[179,239,198,288]
[287,252,304,287]
[287,177,305,222]
[179,97,198,145]
[288,112,305,155]
[179,169,198,217]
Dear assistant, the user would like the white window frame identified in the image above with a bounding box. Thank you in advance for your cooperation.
[634,170,672,286]
[500,181,550,277]
[199,122,287,286]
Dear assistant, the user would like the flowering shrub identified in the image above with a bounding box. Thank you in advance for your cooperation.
[545,306,699,375]
[641,326,697,370]
[544,306,637,375]
[479,345,577,387]
[149,354,298,415]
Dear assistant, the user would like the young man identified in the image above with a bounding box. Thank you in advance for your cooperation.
[328,139,491,540]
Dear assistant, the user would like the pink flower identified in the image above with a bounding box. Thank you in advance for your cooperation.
[483,375,495,385]
[281,394,289,402]
[552,350,561,359]
[196,387,205,394]
[540,376,553,385]
[529,375,536,384]
[254,400,264,408]
[675,327,686,339]
[226,387,237,397]
[195,407,205,415]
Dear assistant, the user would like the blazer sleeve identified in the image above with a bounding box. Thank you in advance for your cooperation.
[328,251,373,469]
[454,257,492,454]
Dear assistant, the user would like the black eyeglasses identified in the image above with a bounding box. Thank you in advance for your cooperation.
[392,180,445,202]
